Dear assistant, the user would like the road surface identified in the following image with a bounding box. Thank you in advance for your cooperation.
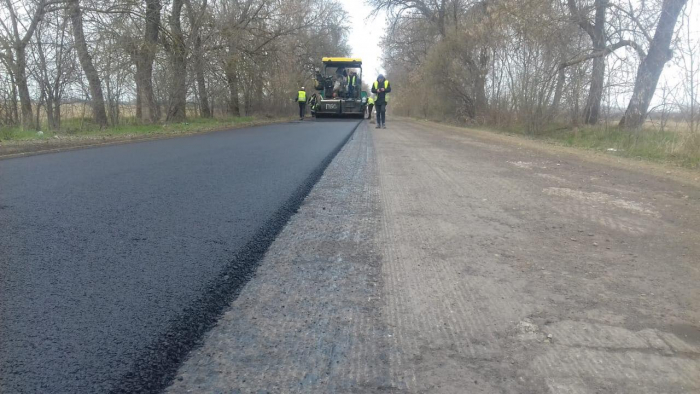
[3,118,700,393]
[169,120,700,393]
[0,120,359,393]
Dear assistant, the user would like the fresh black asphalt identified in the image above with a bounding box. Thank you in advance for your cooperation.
[0,120,359,393]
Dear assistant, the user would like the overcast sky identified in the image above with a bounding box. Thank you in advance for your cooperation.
[346,3,386,81]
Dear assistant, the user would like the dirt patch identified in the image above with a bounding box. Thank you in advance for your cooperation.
[542,187,660,217]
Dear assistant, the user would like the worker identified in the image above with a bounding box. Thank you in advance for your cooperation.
[309,94,318,118]
[366,96,375,120]
[347,71,357,99]
[295,87,307,121]
[371,74,391,129]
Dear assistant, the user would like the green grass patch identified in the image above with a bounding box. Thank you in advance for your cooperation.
[0,116,259,142]
[0,126,42,141]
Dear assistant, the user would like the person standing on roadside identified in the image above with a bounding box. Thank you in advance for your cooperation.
[295,87,307,121]
[371,74,391,128]
[366,96,375,120]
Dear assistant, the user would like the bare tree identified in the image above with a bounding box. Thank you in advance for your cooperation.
[31,11,75,130]
[620,0,688,129]
[130,0,161,123]
[185,0,210,117]
[68,0,108,127]
[0,0,55,129]
[164,0,186,121]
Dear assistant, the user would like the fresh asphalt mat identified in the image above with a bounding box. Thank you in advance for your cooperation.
[0,120,359,394]
[170,120,699,393]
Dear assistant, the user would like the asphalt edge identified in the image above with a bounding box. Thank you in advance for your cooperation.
[110,121,363,394]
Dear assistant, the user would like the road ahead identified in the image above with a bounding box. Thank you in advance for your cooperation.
[0,120,358,393]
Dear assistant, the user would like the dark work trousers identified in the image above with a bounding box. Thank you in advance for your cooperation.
[367,104,374,119]
[375,103,386,125]
[298,102,306,119]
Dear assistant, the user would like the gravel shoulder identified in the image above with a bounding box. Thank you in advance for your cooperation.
[376,119,700,393]
[169,118,700,393]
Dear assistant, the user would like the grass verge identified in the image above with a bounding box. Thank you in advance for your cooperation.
[0,116,293,158]
[0,116,265,141]
[482,122,700,169]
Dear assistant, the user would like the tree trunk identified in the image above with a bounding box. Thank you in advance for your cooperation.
[135,85,143,120]
[35,95,43,130]
[193,35,211,117]
[550,68,566,119]
[45,96,56,131]
[583,0,607,125]
[4,0,48,130]
[166,0,187,122]
[135,59,159,122]
[68,0,108,127]
[134,0,161,123]
[15,48,35,130]
[620,0,688,129]
[14,47,36,130]
[226,70,240,116]
[225,55,240,116]
[55,100,61,130]
[583,55,605,124]
[10,72,19,125]
[474,48,489,118]
[252,73,263,114]
[185,0,211,118]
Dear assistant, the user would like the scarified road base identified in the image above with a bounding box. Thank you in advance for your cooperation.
[376,120,700,393]
[169,119,700,393]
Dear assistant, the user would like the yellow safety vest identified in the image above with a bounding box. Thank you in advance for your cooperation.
[373,80,390,102]
[373,80,390,89]
[298,90,306,102]
[349,75,356,86]
[367,97,375,105]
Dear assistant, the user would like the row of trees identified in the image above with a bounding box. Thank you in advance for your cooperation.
[0,0,350,130]
[371,0,693,131]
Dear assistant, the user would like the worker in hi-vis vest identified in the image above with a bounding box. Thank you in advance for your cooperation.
[371,75,391,128]
[366,96,375,120]
[295,87,307,121]
[347,71,358,99]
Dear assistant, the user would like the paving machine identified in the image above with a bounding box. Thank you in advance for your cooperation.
[313,57,367,118]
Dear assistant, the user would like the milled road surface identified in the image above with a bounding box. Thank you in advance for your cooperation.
[169,120,700,393]
[0,120,358,394]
